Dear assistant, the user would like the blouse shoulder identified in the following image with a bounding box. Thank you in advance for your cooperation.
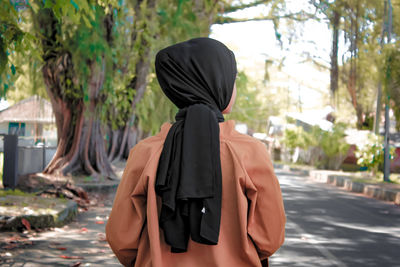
[225,131,271,174]
[222,121,265,147]
[128,122,171,156]
[227,130,268,153]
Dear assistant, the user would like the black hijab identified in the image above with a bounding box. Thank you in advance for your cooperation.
[154,37,237,252]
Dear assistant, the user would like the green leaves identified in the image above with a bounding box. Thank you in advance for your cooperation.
[70,0,79,11]
[224,71,278,132]
[382,44,400,130]
[317,123,349,158]
[282,125,319,153]
[10,64,16,75]
[136,75,177,135]
[281,123,350,169]
[355,132,396,174]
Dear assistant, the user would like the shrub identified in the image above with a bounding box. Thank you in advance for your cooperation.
[281,123,350,170]
[355,133,395,175]
[281,126,313,153]
[310,123,350,170]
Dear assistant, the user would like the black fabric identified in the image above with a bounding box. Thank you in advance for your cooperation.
[154,37,237,252]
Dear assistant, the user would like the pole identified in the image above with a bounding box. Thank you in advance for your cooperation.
[373,0,387,135]
[383,99,390,181]
[3,134,19,189]
[383,0,392,182]
[374,84,382,135]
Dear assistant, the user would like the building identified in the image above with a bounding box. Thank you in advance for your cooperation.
[0,95,56,149]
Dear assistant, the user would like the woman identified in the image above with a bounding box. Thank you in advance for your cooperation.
[106,37,286,267]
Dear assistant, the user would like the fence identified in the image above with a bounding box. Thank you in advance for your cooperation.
[0,134,57,188]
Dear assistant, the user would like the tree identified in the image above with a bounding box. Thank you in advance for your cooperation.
[0,1,38,99]
[383,45,400,130]
[313,0,390,129]
[1,0,318,182]
[33,3,118,180]
[104,0,159,163]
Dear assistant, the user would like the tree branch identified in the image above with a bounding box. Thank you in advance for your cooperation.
[214,11,316,24]
[221,0,272,14]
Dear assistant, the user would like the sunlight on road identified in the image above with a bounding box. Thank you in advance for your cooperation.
[270,170,400,267]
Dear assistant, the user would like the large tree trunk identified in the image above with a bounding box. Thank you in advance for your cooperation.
[35,7,117,180]
[42,54,117,180]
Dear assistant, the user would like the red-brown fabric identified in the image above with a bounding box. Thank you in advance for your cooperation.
[106,120,286,267]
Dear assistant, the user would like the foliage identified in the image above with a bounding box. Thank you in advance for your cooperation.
[0,2,39,97]
[224,71,273,132]
[100,0,157,130]
[6,39,47,104]
[281,126,314,154]
[382,44,400,130]
[6,0,398,158]
[312,123,349,159]
[130,0,220,134]
[102,0,315,134]
[355,132,396,174]
[281,123,350,170]
[311,0,400,129]
[136,74,177,135]
[157,0,216,42]
[1,0,321,137]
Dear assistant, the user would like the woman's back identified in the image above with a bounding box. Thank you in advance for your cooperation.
[106,120,286,267]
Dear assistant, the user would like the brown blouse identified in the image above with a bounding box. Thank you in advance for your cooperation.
[105,120,286,267]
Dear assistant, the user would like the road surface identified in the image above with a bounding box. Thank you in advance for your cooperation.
[1,169,399,266]
[270,169,400,267]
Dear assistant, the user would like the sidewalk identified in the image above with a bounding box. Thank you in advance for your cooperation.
[0,159,125,232]
[0,191,77,231]
[0,190,119,266]
[273,163,400,206]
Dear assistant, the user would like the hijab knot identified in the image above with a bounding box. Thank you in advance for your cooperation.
[175,103,225,123]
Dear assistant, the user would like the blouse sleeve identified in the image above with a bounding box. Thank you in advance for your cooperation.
[245,141,286,261]
[105,144,148,267]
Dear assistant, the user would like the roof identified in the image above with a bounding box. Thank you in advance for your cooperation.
[286,111,333,131]
[0,95,55,124]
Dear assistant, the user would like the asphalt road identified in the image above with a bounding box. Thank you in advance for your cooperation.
[1,169,399,266]
[270,169,400,267]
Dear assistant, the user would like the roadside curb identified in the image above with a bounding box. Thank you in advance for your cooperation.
[0,197,78,231]
[76,181,119,193]
[273,164,311,176]
[273,164,400,205]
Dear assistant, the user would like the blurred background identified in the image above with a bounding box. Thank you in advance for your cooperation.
[0,0,399,266]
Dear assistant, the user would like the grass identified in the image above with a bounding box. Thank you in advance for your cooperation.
[351,177,400,185]
[73,174,108,184]
[0,188,37,197]
[349,172,400,185]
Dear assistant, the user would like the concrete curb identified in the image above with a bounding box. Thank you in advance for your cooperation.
[273,164,400,205]
[274,164,311,176]
[76,181,119,193]
[0,198,78,231]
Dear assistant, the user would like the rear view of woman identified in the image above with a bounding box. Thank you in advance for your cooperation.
[106,37,286,267]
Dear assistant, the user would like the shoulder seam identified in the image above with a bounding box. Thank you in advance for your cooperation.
[129,140,165,197]
[224,140,249,192]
